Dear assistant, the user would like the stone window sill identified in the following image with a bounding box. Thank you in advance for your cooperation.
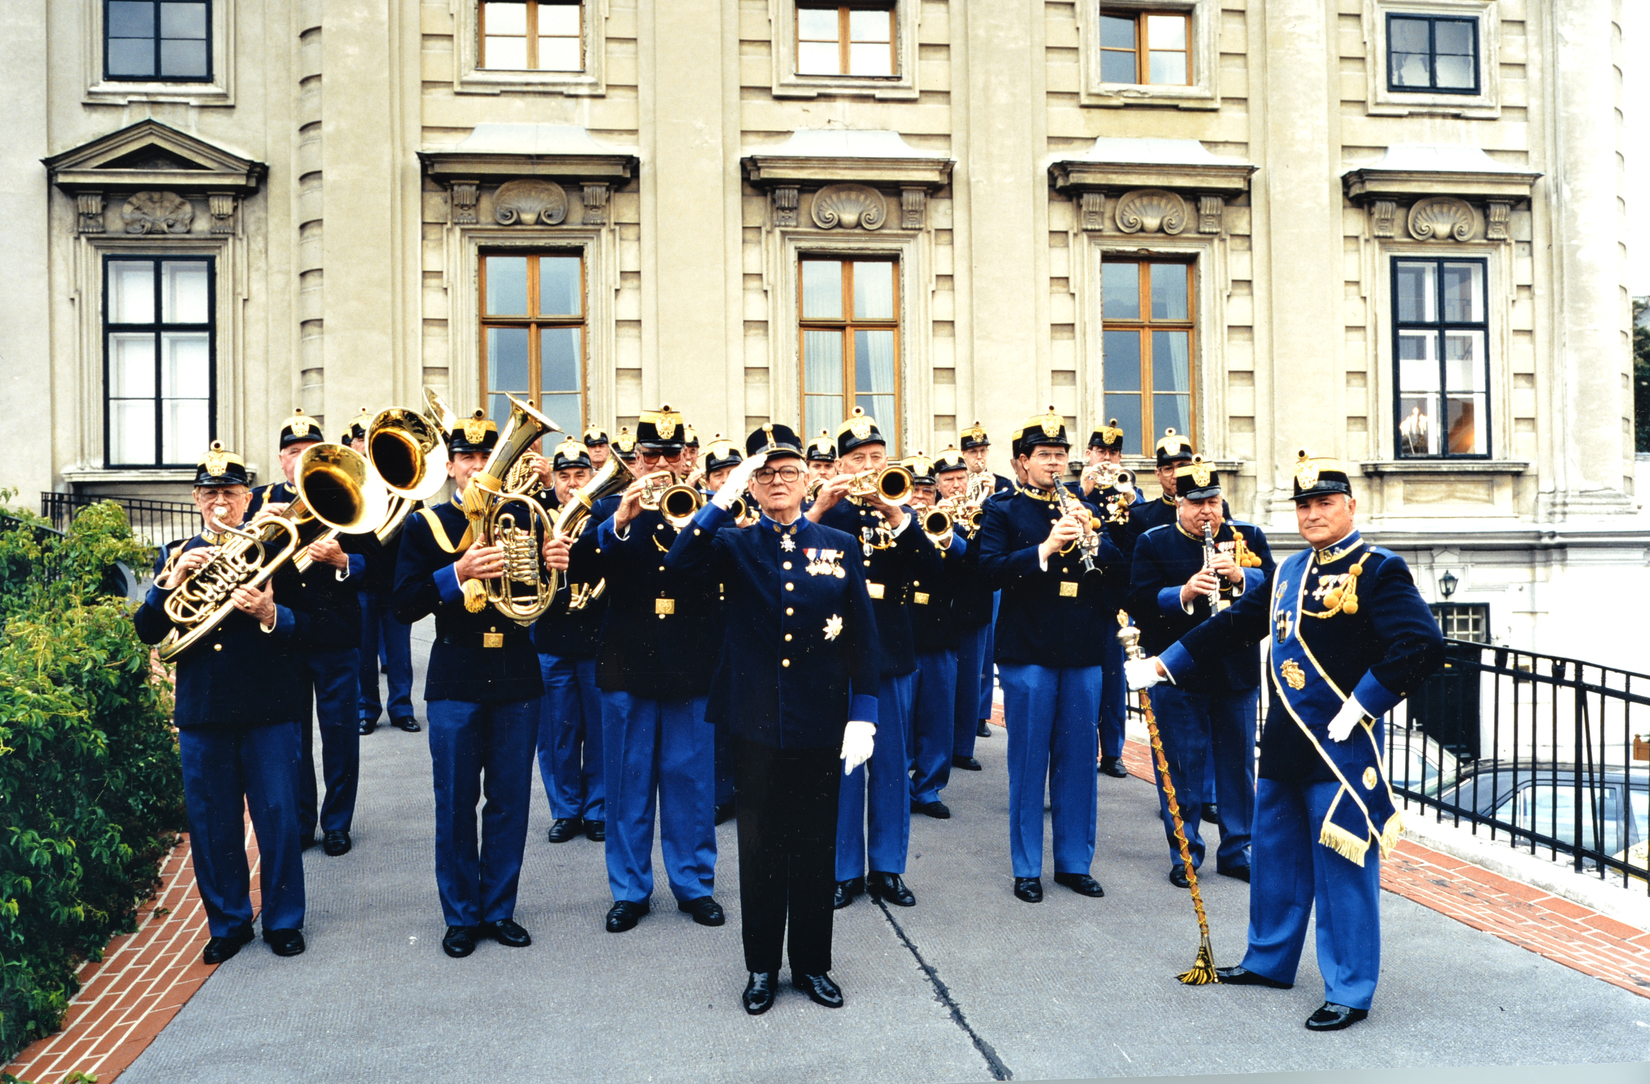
[1360,460,1528,476]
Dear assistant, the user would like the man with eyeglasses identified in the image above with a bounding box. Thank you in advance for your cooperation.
[657,424,881,1014]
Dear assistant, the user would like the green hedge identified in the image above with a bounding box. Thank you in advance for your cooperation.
[0,499,185,1065]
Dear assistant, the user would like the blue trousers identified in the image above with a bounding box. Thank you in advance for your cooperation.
[358,589,413,722]
[600,690,717,904]
[1098,628,1127,760]
[909,650,957,806]
[427,697,539,927]
[979,593,1000,720]
[1241,778,1384,1010]
[536,654,604,821]
[998,663,1102,879]
[178,721,306,937]
[836,671,914,880]
[953,624,990,759]
[300,647,360,837]
[1149,685,1258,871]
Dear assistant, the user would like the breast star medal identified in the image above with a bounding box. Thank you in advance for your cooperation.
[824,614,843,641]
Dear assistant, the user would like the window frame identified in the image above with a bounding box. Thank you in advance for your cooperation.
[101,0,215,85]
[797,254,903,455]
[1078,1,1216,109]
[454,0,605,97]
[1098,256,1198,459]
[770,0,918,100]
[101,254,218,469]
[477,250,591,433]
[1096,9,1192,88]
[478,0,585,74]
[1362,0,1499,118]
[1389,254,1492,460]
[794,2,897,79]
[1384,12,1480,96]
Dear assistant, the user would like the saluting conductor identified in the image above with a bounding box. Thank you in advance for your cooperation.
[1127,451,1444,1031]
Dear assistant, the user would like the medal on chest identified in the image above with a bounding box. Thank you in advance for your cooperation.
[805,547,846,579]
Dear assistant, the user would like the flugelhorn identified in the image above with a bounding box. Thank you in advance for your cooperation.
[461,394,563,624]
[920,506,954,548]
[636,470,704,529]
[845,464,913,505]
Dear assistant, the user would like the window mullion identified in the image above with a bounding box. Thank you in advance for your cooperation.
[153,258,165,466]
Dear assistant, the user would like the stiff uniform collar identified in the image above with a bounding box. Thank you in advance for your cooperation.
[1174,519,1227,543]
[199,527,227,545]
[1314,529,1364,565]
[759,512,806,537]
[1016,483,1061,504]
[1158,493,1176,507]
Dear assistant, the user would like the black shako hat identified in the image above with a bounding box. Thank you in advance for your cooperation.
[1292,449,1354,502]
[934,447,967,474]
[1013,407,1071,456]
[279,408,323,450]
[1089,418,1125,452]
[904,452,936,487]
[550,438,592,472]
[806,429,837,463]
[1174,455,1221,501]
[703,434,743,474]
[582,426,610,448]
[959,420,990,452]
[746,423,804,461]
[835,407,886,457]
[1155,428,1194,467]
[194,441,252,488]
[448,410,499,456]
[636,405,687,453]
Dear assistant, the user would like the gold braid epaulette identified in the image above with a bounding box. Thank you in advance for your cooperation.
[1303,550,1373,619]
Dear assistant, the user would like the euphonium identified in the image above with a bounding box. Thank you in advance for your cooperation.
[364,387,457,543]
[845,464,913,505]
[157,441,388,661]
[462,394,562,624]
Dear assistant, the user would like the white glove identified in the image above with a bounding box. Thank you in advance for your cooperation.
[1327,696,1368,743]
[1124,657,1163,692]
[840,720,876,773]
[712,452,766,510]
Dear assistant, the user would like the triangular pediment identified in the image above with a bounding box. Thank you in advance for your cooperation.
[45,120,266,194]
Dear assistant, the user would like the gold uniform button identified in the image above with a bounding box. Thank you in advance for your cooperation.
[785,607,794,615]
[784,633,793,642]
[783,561,792,570]
[782,659,791,668]
[658,565,666,572]
[213,643,222,652]
[785,582,794,591]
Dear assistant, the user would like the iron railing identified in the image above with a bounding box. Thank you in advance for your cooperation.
[41,492,198,550]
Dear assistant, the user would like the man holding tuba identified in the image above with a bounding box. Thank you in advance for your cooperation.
[247,409,372,859]
[393,411,544,959]
[133,443,314,963]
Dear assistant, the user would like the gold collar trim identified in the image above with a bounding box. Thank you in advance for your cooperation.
[1315,534,1366,566]
[1018,484,1062,504]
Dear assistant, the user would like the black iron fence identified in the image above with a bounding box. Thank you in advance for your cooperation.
[41,491,198,550]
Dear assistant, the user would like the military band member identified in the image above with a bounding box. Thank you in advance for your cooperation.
[977,410,1121,904]
[1083,419,1138,779]
[612,425,638,469]
[1127,451,1443,1031]
[133,444,312,961]
[808,408,944,910]
[576,406,724,934]
[904,453,967,817]
[661,425,881,1014]
[347,410,419,737]
[583,426,612,470]
[393,411,542,958]
[684,425,702,474]
[1130,428,1195,535]
[805,429,837,481]
[532,438,606,844]
[247,409,367,857]
[935,449,989,772]
[959,421,1014,742]
[1127,456,1275,886]
[701,434,746,822]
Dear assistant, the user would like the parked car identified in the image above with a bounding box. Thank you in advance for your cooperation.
[1428,764,1649,870]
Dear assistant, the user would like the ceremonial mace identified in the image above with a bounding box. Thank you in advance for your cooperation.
[1116,612,1219,985]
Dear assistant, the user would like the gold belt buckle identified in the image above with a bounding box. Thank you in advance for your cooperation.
[655,598,675,616]
[482,631,504,648]
[866,583,885,600]
[913,591,930,605]
[1059,581,1079,598]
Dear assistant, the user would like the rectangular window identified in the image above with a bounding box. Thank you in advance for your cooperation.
[480,1,583,72]
[104,256,214,468]
[1100,258,1195,457]
[799,256,901,451]
[1393,257,1489,457]
[796,3,895,77]
[104,0,211,81]
[480,252,587,431]
[1387,13,1479,94]
[1097,10,1191,86]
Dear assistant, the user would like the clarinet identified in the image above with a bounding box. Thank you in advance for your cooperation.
[1203,521,1229,613]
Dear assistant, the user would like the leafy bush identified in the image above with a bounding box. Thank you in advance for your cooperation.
[0,500,185,1063]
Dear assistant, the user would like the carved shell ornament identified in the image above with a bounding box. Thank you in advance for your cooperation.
[810,184,887,230]
[1115,189,1187,235]
[1407,197,1476,242]
[494,179,568,226]
[122,190,195,235]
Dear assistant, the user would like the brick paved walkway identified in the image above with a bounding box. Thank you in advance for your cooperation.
[2,821,260,1084]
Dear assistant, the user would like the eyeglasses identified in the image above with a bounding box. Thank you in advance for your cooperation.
[752,466,805,484]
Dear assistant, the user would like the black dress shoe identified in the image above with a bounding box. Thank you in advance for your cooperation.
[547,817,583,843]
[391,715,421,733]
[263,928,306,957]
[678,896,726,927]
[1202,802,1220,824]
[866,871,915,907]
[442,925,478,958]
[1098,756,1129,778]
[585,819,606,842]
[976,721,992,738]
[714,802,735,825]
[913,800,951,819]
[1053,871,1105,897]
[1169,865,1192,889]
[833,877,863,909]
[793,971,844,1008]
[358,717,378,736]
[1305,1002,1369,1031]
[202,927,254,965]
[1013,877,1043,903]
[1215,965,1293,989]
[481,918,532,947]
[952,755,982,771]
[323,830,351,857]
[605,899,650,933]
[1218,865,1252,883]
[742,971,777,1015]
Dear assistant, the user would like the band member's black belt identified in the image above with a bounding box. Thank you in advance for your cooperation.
[439,630,529,649]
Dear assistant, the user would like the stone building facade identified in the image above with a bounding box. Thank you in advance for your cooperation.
[1,0,1644,667]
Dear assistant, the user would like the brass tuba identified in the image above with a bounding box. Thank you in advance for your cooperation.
[364,387,457,543]
[460,394,563,624]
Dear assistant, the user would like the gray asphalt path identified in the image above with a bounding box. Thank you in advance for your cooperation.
[123,621,1650,1082]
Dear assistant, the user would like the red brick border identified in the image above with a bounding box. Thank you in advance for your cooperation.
[3,819,261,1084]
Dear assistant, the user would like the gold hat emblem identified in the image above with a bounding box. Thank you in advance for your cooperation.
[847,407,874,441]
[554,438,589,460]
[645,404,684,441]
[286,409,313,439]
[1189,455,1212,489]
[614,425,636,452]
[463,411,490,445]
[961,420,988,443]
[1295,449,1320,490]
[1101,418,1123,445]
[203,441,229,476]
[1039,407,1062,440]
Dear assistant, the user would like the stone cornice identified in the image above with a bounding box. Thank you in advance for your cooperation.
[417,124,638,185]
[1341,144,1541,204]
[741,155,953,191]
[1048,138,1256,197]
[1360,460,1531,476]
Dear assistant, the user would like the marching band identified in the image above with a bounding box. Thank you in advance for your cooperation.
[137,395,1443,1030]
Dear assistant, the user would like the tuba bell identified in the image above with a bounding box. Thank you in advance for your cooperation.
[363,387,457,542]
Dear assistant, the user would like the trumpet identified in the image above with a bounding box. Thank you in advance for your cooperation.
[461,394,563,624]
[920,506,954,548]
[552,450,637,610]
[845,464,913,505]
[637,470,705,529]
[727,490,761,528]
